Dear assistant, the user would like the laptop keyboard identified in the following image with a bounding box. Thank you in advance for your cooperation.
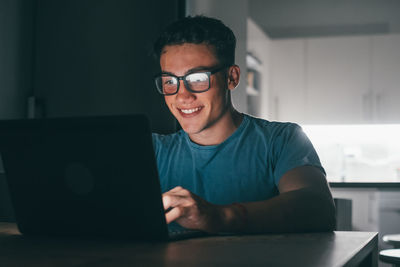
[167,223,207,240]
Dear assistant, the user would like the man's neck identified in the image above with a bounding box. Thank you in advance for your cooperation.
[188,108,243,146]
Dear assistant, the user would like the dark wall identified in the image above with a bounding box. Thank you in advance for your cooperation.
[0,0,35,119]
[0,0,182,221]
[33,0,180,133]
[0,0,35,222]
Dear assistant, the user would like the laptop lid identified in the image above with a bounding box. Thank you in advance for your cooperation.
[0,114,169,240]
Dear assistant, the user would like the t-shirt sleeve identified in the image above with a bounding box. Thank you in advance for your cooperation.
[271,123,325,186]
[151,133,161,158]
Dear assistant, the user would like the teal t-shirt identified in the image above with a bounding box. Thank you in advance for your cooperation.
[152,114,324,205]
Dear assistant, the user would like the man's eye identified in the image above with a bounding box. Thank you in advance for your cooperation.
[187,73,208,83]
[163,77,177,85]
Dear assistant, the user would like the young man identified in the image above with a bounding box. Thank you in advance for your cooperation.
[152,16,336,234]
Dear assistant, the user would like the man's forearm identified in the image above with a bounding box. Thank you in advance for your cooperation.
[220,187,336,233]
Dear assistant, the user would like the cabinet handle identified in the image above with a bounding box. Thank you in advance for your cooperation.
[26,96,46,119]
[368,194,377,224]
[274,96,279,120]
[27,96,36,119]
[375,93,382,122]
[362,93,372,122]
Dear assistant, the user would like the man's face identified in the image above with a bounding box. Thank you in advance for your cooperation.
[160,43,232,136]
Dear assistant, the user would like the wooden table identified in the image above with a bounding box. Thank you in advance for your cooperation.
[0,222,378,266]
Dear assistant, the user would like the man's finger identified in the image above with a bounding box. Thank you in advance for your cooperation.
[168,186,184,193]
[162,194,173,210]
[162,194,188,210]
[165,206,183,224]
[167,186,192,197]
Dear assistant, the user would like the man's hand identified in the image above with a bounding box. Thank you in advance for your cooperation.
[162,186,226,233]
[162,166,336,234]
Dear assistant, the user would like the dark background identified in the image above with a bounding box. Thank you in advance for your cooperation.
[0,0,184,221]
[0,0,184,132]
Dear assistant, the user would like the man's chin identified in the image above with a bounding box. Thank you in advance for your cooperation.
[180,123,203,135]
[181,127,200,135]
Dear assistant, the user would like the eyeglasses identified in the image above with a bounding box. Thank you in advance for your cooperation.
[154,65,227,96]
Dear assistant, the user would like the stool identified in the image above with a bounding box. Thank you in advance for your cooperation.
[379,249,400,267]
[383,234,400,248]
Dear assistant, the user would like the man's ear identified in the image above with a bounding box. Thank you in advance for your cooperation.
[227,65,240,90]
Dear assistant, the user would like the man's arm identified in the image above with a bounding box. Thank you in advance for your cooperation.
[223,166,336,233]
[163,166,336,233]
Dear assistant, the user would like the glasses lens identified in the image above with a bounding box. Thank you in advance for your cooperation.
[185,73,209,92]
[156,76,178,95]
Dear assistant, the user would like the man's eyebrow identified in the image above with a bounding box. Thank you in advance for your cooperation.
[161,66,216,76]
[160,71,176,76]
[186,66,215,74]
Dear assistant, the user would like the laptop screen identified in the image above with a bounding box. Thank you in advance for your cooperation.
[0,115,169,240]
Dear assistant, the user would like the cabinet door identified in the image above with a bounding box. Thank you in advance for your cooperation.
[372,34,400,123]
[331,188,379,232]
[379,190,400,250]
[270,39,307,124]
[306,36,371,124]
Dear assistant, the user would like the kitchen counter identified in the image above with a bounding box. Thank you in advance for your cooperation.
[329,182,400,188]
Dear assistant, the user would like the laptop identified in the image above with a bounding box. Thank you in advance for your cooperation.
[0,114,204,241]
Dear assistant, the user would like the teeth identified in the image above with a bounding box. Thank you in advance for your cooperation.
[180,107,201,114]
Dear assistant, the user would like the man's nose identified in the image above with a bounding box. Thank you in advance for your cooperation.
[176,80,195,101]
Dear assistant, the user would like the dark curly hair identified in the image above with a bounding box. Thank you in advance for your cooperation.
[153,15,236,67]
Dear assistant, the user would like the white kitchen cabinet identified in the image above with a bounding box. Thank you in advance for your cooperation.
[270,39,307,124]
[379,190,400,250]
[331,188,379,231]
[306,36,371,124]
[371,34,400,123]
[331,187,400,256]
[270,34,400,124]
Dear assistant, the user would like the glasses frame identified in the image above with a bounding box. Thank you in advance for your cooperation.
[154,65,228,96]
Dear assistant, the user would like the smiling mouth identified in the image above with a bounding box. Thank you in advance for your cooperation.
[178,107,203,116]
